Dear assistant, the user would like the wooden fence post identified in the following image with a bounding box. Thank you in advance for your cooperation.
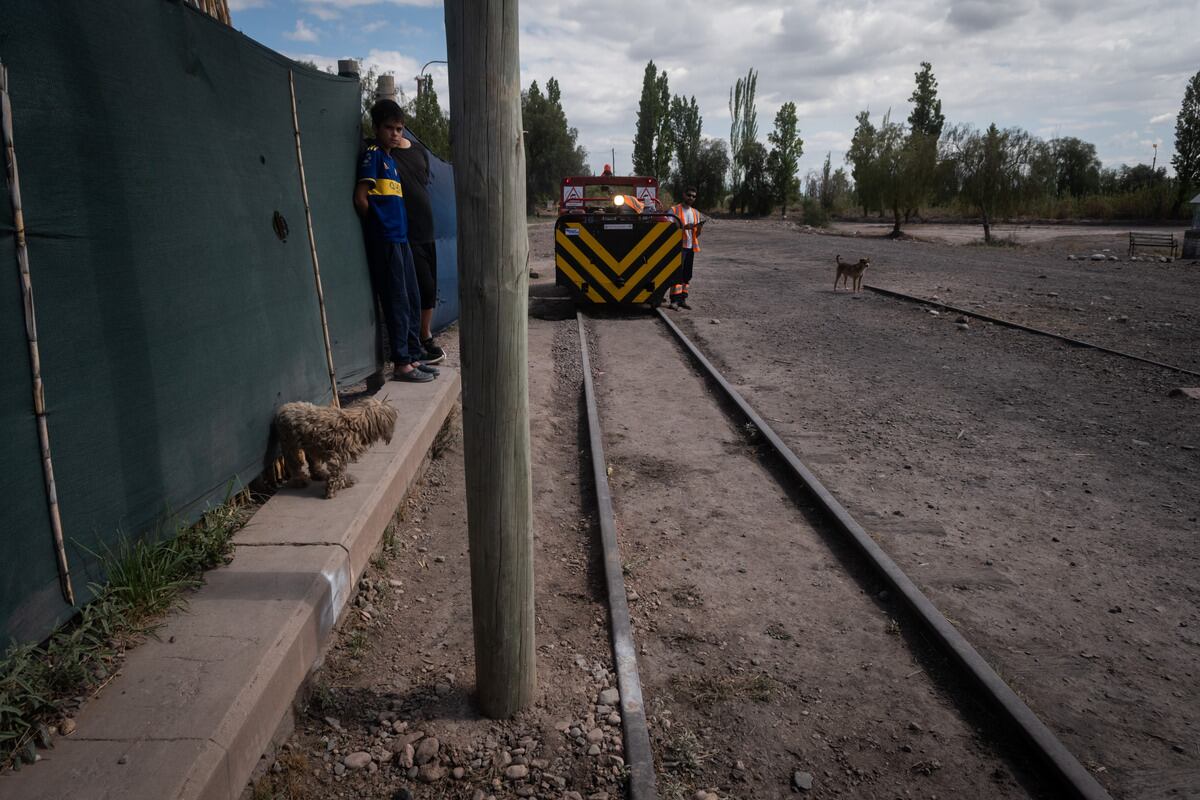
[444,0,535,717]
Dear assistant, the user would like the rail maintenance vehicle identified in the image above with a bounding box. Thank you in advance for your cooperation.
[554,174,684,307]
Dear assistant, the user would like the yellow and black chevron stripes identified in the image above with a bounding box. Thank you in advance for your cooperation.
[367,178,403,197]
[554,219,683,304]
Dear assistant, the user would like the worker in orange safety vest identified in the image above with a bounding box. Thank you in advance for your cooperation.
[668,186,705,309]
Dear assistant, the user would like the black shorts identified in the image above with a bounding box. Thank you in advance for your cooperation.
[411,241,438,311]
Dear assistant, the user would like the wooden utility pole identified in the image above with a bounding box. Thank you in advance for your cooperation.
[444,0,535,717]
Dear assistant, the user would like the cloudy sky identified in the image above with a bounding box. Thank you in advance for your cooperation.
[229,0,1195,180]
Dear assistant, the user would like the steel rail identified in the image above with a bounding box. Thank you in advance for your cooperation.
[576,311,659,800]
[864,283,1200,380]
[655,308,1112,800]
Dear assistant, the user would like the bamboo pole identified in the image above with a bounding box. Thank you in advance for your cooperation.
[288,69,340,409]
[445,0,536,717]
[1,63,75,606]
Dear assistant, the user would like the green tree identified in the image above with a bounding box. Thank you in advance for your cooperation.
[907,62,945,139]
[729,68,758,212]
[846,110,879,216]
[1173,69,1200,211]
[668,95,703,197]
[692,138,729,209]
[873,110,913,235]
[904,62,945,220]
[734,141,772,215]
[522,78,588,212]
[946,123,1034,242]
[633,61,667,176]
[1051,136,1101,197]
[406,75,450,161]
[651,74,673,181]
[766,101,803,217]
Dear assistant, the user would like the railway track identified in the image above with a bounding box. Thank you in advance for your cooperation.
[576,307,1113,800]
[863,283,1200,380]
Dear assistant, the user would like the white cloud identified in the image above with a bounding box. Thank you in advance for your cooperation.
[284,19,320,42]
[308,6,340,20]
[1149,111,1176,125]
[229,0,269,9]
[508,0,1195,175]
[362,20,388,33]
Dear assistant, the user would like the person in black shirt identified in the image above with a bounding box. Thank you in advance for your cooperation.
[389,125,446,363]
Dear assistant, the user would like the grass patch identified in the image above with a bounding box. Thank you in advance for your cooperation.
[0,490,253,772]
[670,672,776,705]
[661,726,713,777]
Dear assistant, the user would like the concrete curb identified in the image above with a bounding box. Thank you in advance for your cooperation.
[2,373,460,800]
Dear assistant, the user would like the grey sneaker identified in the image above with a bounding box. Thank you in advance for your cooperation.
[393,366,434,383]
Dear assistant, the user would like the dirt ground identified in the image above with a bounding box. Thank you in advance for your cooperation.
[250,219,1199,800]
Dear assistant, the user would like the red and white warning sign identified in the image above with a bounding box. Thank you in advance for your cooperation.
[563,185,584,204]
[636,185,657,204]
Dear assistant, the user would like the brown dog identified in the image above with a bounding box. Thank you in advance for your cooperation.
[835,255,870,292]
[264,397,397,498]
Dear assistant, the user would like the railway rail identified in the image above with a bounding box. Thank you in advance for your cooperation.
[577,307,1113,800]
[863,283,1200,380]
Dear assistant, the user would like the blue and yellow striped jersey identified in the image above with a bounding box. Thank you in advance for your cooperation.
[358,144,409,243]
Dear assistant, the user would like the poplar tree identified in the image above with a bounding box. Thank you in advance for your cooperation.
[1173,69,1200,211]
[652,72,673,181]
[767,101,803,217]
[728,68,758,213]
[669,95,703,197]
[632,61,663,176]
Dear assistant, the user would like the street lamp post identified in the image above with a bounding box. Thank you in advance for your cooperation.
[416,59,448,99]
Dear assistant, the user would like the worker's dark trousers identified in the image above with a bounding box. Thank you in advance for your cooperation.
[670,247,696,302]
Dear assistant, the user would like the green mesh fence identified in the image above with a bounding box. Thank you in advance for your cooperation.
[0,0,379,643]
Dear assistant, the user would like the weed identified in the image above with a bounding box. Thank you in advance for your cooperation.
[0,490,252,771]
[662,726,712,776]
[346,629,369,658]
[670,672,775,705]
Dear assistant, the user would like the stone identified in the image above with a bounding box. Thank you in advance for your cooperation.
[504,764,529,780]
[606,712,621,725]
[598,688,620,706]
[587,744,602,756]
[1090,253,1107,261]
[415,736,440,765]
[59,718,76,736]
[452,766,465,779]
[793,770,813,791]
[1168,387,1200,400]
[710,318,720,324]
[343,751,372,770]
[398,743,415,769]
[586,728,605,744]
[435,682,452,696]
[418,763,445,783]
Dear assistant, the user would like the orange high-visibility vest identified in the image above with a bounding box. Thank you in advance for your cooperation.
[671,204,702,251]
